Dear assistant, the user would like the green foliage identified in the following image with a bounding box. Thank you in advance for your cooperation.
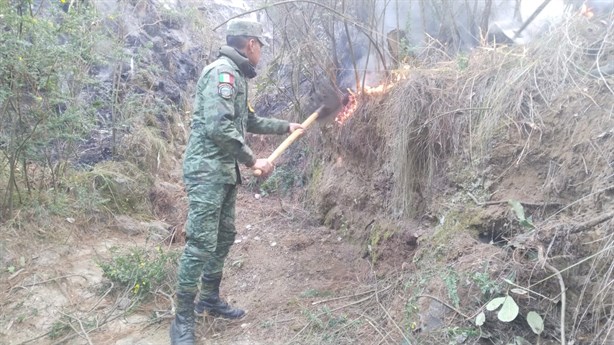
[475,311,486,326]
[0,1,109,218]
[472,270,501,300]
[457,54,469,70]
[486,295,518,323]
[508,200,534,229]
[477,294,546,338]
[526,311,544,335]
[259,166,300,196]
[302,306,349,331]
[49,317,72,339]
[48,314,97,340]
[484,294,518,322]
[443,269,461,308]
[447,326,479,339]
[97,246,179,298]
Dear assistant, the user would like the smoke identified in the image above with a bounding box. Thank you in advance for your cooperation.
[335,0,608,89]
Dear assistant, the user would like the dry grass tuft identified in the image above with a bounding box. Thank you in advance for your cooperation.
[118,125,172,178]
[74,161,153,216]
[329,15,613,217]
[305,14,613,343]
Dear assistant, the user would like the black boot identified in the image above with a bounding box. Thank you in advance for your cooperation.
[195,274,245,319]
[170,293,196,345]
[195,294,246,319]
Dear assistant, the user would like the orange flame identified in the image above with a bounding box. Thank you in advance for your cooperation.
[580,3,594,18]
[335,91,357,125]
[334,69,408,125]
[334,82,394,125]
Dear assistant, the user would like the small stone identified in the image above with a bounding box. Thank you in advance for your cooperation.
[118,297,131,310]
[234,239,242,244]
[337,237,342,241]
[245,224,252,230]
[254,236,261,241]
[254,194,261,199]
[270,242,277,247]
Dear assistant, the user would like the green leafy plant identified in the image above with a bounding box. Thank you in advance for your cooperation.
[49,318,72,339]
[526,311,544,335]
[0,2,107,219]
[508,200,534,229]
[475,294,545,336]
[443,270,461,308]
[457,53,469,70]
[259,166,300,196]
[97,246,178,298]
[472,270,501,300]
[485,295,519,322]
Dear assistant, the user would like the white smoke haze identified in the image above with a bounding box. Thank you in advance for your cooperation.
[337,0,612,89]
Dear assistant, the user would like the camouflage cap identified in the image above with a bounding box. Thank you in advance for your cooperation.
[226,19,269,46]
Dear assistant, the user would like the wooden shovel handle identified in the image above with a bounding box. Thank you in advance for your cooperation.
[253,106,324,176]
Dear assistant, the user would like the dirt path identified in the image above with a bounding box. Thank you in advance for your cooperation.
[2,190,394,345]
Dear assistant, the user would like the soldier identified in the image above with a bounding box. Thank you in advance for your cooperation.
[170,18,304,344]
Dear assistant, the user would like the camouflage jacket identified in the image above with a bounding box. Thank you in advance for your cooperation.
[183,46,290,185]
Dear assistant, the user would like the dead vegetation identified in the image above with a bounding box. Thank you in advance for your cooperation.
[297,13,614,345]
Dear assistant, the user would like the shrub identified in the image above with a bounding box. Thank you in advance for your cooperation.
[98,246,179,298]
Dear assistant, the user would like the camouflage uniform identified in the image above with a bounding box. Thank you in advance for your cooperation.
[175,21,288,316]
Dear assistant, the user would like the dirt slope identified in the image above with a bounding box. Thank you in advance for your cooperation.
[1,187,416,345]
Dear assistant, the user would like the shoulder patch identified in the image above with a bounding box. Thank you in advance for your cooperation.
[218,83,235,99]
[219,72,235,86]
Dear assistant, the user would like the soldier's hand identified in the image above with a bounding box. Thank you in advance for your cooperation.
[289,123,305,134]
[252,158,274,176]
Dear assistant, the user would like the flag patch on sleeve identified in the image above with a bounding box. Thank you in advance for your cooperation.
[219,72,235,85]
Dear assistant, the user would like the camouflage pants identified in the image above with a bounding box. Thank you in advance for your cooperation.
[176,183,237,297]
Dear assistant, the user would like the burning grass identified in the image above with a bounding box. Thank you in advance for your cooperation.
[329,15,613,215]
[307,14,614,344]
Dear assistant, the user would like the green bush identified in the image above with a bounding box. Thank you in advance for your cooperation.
[0,1,108,219]
[98,246,179,297]
[259,166,301,196]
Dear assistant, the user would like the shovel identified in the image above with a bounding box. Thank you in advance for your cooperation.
[253,91,343,176]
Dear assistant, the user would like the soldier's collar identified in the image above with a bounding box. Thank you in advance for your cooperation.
[219,46,257,79]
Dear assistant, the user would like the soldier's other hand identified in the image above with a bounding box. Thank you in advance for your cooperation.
[253,158,274,176]
[289,123,304,135]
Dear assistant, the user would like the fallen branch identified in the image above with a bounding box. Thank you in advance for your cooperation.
[466,192,562,208]
[544,185,613,222]
[9,274,88,294]
[530,244,613,288]
[312,285,390,305]
[416,294,471,319]
[289,292,378,342]
[8,268,25,281]
[538,246,566,345]
[502,278,556,302]
[569,211,614,234]
[364,315,390,345]
[371,272,412,345]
